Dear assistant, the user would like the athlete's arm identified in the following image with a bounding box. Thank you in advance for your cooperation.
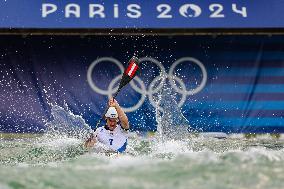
[84,130,98,148]
[109,98,129,130]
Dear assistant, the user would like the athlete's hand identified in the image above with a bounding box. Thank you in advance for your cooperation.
[84,133,96,148]
[109,98,119,108]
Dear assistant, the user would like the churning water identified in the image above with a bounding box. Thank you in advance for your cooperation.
[1,133,284,189]
[1,84,284,189]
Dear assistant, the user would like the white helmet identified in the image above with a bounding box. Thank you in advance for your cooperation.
[105,107,118,119]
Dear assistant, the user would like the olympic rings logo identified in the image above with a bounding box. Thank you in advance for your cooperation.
[87,57,207,112]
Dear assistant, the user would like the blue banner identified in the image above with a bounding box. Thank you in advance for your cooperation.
[0,0,283,29]
[1,35,284,133]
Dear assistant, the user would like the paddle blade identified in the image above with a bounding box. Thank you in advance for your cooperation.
[117,56,140,92]
[125,56,140,79]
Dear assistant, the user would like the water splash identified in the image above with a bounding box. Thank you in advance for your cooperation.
[153,78,192,140]
[45,105,93,140]
[0,103,90,165]
[0,104,94,165]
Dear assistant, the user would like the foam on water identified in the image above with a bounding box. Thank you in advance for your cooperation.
[1,85,284,188]
[1,133,284,189]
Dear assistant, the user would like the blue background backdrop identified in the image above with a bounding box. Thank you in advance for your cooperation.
[1,35,284,133]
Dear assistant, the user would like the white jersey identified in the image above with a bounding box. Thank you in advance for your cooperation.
[94,124,128,152]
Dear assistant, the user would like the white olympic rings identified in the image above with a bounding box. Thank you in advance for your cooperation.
[87,57,207,112]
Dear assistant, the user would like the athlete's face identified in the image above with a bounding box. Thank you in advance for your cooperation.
[106,118,118,131]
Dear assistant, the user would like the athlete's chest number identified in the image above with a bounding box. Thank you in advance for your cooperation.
[109,139,114,145]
